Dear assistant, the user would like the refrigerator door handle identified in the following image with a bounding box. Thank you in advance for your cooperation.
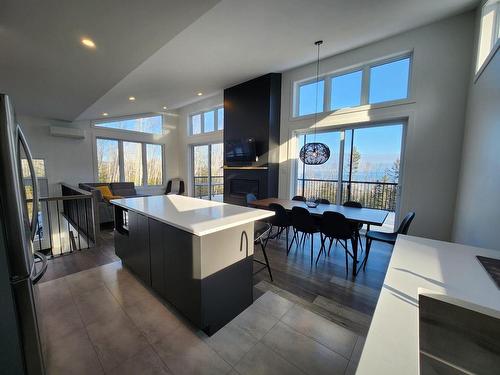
[18,125,39,241]
[31,252,48,284]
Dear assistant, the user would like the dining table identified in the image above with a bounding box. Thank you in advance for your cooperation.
[249,198,389,277]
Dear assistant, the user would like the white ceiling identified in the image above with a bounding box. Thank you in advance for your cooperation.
[1,0,478,121]
[0,0,220,120]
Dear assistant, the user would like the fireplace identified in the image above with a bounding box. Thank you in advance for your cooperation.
[230,179,259,197]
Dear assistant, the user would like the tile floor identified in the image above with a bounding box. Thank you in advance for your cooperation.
[37,261,365,375]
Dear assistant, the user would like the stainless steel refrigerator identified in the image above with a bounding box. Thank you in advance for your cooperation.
[0,93,48,374]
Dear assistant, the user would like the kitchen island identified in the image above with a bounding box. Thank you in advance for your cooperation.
[110,195,274,335]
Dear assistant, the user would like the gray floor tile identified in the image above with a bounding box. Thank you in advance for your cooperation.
[205,322,258,366]
[153,324,232,375]
[231,304,280,340]
[253,291,295,319]
[40,301,85,345]
[235,343,304,375]
[344,360,358,375]
[45,328,104,375]
[350,336,366,363]
[73,286,123,326]
[124,296,183,344]
[66,268,106,296]
[36,277,74,314]
[106,346,172,375]
[86,312,150,372]
[281,304,358,358]
[262,322,349,375]
[106,277,156,307]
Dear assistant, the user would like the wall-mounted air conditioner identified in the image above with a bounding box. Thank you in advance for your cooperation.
[50,126,85,139]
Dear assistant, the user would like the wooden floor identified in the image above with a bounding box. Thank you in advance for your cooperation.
[41,227,393,336]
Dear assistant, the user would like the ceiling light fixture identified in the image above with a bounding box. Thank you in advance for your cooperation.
[299,40,330,166]
[197,92,203,96]
[102,112,108,116]
[163,106,167,110]
[81,38,96,49]
[128,96,136,101]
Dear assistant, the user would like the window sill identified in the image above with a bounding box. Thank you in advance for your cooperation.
[289,98,416,122]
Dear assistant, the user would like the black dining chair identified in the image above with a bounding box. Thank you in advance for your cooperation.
[292,195,306,202]
[343,201,364,250]
[253,222,273,281]
[316,198,330,205]
[289,206,319,266]
[268,203,292,250]
[316,212,356,275]
[363,212,416,270]
[246,193,257,206]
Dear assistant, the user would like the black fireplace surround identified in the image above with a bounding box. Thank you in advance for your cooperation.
[223,73,281,205]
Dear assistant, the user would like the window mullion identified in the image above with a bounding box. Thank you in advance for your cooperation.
[201,112,205,134]
[361,66,370,105]
[118,140,124,183]
[142,143,147,187]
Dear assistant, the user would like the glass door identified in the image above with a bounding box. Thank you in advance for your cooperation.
[295,122,404,229]
[192,143,224,201]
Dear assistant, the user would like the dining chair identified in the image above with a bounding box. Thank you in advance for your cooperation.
[268,203,292,250]
[363,212,416,270]
[253,222,273,281]
[343,201,364,250]
[316,198,330,204]
[292,195,306,202]
[316,211,356,275]
[289,206,319,266]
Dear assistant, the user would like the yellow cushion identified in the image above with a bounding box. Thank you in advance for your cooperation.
[104,195,123,201]
[96,185,113,197]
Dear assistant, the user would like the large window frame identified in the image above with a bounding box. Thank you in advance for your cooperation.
[293,52,413,118]
[95,137,164,186]
[189,106,224,136]
[190,142,224,200]
[93,113,164,136]
[475,0,500,81]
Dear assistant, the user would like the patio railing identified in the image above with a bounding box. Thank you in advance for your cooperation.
[193,175,224,199]
[296,178,398,211]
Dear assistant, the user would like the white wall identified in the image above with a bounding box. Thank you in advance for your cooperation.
[452,9,500,249]
[176,93,224,196]
[18,113,180,197]
[278,12,475,241]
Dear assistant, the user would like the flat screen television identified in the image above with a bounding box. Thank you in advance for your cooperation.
[225,138,257,163]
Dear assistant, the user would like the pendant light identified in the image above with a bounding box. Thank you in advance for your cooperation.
[299,40,330,165]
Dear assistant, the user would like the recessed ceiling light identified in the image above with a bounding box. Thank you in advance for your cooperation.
[162,106,167,110]
[128,96,136,101]
[81,38,96,49]
[102,112,108,116]
[197,92,203,96]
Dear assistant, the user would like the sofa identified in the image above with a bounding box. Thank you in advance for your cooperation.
[79,182,149,225]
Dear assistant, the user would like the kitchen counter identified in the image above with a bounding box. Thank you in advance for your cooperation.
[357,235,500,374]
[110,195,274,236]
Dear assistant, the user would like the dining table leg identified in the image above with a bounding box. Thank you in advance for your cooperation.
[352,227,360,277]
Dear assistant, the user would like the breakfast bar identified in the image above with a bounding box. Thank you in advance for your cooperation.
[110,195,274,335]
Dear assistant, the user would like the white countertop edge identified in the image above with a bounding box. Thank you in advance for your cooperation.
[110,198,274,237]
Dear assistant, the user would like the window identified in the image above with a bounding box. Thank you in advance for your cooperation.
[298,80,325,116]
[192,143,224,201]
[95,115,163,135]
[146,144,163,185]
[21,159,46,178]
[96,139,120,183]
[189,106,224,135]
[331,70,362,110]
[96,138,163,185]
[294,54,412,117]
[123,141,143,186]
[476,0,500,74]
[369,58,410,104]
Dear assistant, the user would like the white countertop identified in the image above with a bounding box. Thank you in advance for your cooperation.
[357,235,500,375]
[110,195,274,236]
